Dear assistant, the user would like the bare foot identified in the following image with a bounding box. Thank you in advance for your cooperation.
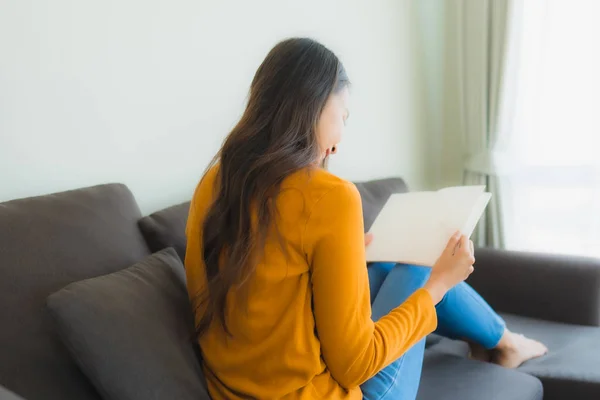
[493,331,548,368]
[468,341,492,362]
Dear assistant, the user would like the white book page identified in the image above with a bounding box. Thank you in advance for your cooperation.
[436,186,486,236]
[365,186,489,266]
[462,193,492,237]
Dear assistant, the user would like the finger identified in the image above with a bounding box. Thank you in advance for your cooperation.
[469,240,474,256]
[446,231,462,253]
[459,235,469,254]
[364,233,374,247]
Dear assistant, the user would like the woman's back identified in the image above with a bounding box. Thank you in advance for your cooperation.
[186,164,436,399]
[186,165,368,399]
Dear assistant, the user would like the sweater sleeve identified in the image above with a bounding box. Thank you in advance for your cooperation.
[305,182,438,388]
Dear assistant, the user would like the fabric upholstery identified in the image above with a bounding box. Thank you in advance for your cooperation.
[504,314,600,400]
[417,351,543,400]
[0,184,150,400]
[469,247,600,326]
[47,248,210,400]
[138,201,190,262]
[0,386,25,400]
[424,313,600,400]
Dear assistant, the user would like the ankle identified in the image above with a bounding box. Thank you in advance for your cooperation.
[494,329,517,352]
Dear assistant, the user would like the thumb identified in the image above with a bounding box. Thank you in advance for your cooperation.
[445,231,461,252]
[364,233,374,247]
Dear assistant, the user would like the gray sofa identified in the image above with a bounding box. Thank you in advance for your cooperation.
[1,179,600,400]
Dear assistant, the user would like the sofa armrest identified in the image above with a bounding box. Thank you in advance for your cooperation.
[468,247,600,326]
[0,386,25,400]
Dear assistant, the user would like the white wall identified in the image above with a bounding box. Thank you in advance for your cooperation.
[412,0,466,190]
[0,0,428,214]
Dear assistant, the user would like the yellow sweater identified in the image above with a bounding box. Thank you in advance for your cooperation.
[185,166,437,399]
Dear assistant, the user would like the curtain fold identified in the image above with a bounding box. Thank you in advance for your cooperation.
[457,0,523,248]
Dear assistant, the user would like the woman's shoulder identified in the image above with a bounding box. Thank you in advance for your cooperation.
[285,167,360,204]
[190,164,220,213]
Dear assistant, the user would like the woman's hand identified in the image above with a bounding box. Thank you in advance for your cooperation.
[424,231,475,304]
[364,233,374,248]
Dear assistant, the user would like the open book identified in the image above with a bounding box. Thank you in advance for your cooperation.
[365,186,491,266]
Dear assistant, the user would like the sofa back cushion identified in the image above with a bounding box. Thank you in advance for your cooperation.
[0,184,150,400]
[138,201,190,262]
[138,177,408,264]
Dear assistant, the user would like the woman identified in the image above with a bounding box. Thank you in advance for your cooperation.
[185,38,547,400]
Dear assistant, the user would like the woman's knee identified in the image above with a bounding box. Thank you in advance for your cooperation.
[370,264,432,321]
[386,264,431,290]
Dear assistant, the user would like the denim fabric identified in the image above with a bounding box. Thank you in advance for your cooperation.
[361,263,506,400]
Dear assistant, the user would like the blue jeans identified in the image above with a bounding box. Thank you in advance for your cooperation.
[360,263,506,400]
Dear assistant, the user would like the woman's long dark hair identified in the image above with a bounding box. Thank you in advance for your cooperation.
[196,38,349,336]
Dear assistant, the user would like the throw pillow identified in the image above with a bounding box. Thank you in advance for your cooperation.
[46,248,210,400]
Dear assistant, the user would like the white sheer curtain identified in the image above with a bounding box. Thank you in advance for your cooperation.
[458,0,523,248]
[504,0,600,258]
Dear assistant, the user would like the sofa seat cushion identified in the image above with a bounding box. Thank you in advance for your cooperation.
[418,351,543,400]
[0,386,25,400]
[424,313,600,400]
[47,248,209,400]
[503,313,600,400]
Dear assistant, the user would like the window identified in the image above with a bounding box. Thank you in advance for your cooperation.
[504,0,600,257]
